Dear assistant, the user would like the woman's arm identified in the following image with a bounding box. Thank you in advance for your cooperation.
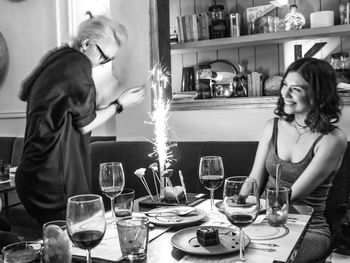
[79,85,145,134]
[291,129,347,202]
[249,118,275,194]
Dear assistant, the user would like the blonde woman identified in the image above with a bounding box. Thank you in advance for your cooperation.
[16,15,145,225]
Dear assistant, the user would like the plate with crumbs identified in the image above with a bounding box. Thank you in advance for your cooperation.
[171,226,250,256]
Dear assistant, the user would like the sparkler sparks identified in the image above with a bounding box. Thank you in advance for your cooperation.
[147,64,176,196]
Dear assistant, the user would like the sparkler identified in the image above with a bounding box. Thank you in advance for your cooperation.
[147,64,176,198]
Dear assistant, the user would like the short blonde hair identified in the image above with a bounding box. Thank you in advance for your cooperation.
[77,15,127,48]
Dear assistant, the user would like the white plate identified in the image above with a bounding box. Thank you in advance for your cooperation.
[146,206,206,226]
[171,226,250,256]
[245,223,289,240]
[215,199,266,214]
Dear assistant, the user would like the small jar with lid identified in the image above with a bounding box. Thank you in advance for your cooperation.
[208,4,227,39]
[331,52,350,84]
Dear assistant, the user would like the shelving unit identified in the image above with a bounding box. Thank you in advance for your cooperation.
[170,24,350,111]
[171,93,350,111]
[171,24,350,55]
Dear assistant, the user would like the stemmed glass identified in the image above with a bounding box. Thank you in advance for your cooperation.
[66,194,106,263]
[199,156,224,212]
[99,162,125,225]
[223,177,260,263]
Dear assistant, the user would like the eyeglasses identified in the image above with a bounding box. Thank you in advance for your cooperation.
[95,44,113,65]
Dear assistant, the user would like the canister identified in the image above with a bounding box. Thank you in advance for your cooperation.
[229,13,241,37]
[208,5,227,39]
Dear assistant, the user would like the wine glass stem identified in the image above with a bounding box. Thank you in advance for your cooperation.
[110,197,116,223]
[239,227,246,262]
[86,249,91,263]
[210,189,214,212]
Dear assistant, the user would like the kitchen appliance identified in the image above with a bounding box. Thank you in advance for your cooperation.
[195,60,238,99]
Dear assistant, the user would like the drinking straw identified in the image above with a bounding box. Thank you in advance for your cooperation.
[179,170,188,202]
[152,170,160,201]
[140,176,155,201]
[166,177,179,203]
[134,169,154,201]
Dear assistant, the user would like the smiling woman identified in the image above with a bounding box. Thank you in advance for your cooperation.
[0,32,9,87]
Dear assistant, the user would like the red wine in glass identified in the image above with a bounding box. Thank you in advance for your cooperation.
[200,175,224,190]
[67,194,106,263]
[70,230,105,250]
[199,156,224,213]
[223,177,260,263]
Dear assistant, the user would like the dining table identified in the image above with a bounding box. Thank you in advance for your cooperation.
[71,195,313,263]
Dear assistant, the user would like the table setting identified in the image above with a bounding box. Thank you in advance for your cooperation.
[0,159,312,263]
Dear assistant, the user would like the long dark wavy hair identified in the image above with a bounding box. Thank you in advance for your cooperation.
[274,57,342,134]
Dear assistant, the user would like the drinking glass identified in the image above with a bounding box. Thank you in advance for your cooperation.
[66,194,106,263]
[99,162,125,225]
[199,156,224,212]
[2,241,42,263]
[223,177,260,263]
[43,220,71,263]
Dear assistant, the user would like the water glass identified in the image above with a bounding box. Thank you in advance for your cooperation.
[266,187,290,227]
[117,216,149,261]
[114,188,135,218]
[43,220,71,263]
[2,241,42,263]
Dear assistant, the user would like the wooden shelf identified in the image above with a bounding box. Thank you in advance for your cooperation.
[171,24,350,55]
[170,94,350,111]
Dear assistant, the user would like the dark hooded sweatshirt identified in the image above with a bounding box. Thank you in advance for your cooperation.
[15,46,96,225]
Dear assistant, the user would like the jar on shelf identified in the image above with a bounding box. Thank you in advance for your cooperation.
[331,52,350,84]
[339,0,350,24]
[284,4,305,31]
[208,4,227,39]
[195,65,214,99]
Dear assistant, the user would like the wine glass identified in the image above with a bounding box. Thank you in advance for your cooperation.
[99,162,125,225]
[199,156,224,212]
[66,194,106,263]
[223,177,260,263]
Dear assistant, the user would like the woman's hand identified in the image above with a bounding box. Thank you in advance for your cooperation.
[118,84,146,108]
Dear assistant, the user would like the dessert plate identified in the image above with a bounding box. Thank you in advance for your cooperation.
[171,226,250,256]
[146,207,206,226]
[245,223,289,240]
[215,199,266,214]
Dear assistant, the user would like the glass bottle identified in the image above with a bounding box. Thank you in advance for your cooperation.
[284,4,305,31]
[331,52,350,84]
[208,4,227,39]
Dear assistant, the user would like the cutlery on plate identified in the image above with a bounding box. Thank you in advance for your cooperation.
[250,242,279,247]
[250,247,277,253]
[145,207,196,216]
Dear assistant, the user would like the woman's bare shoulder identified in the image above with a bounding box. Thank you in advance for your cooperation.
[319,128,347,151]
